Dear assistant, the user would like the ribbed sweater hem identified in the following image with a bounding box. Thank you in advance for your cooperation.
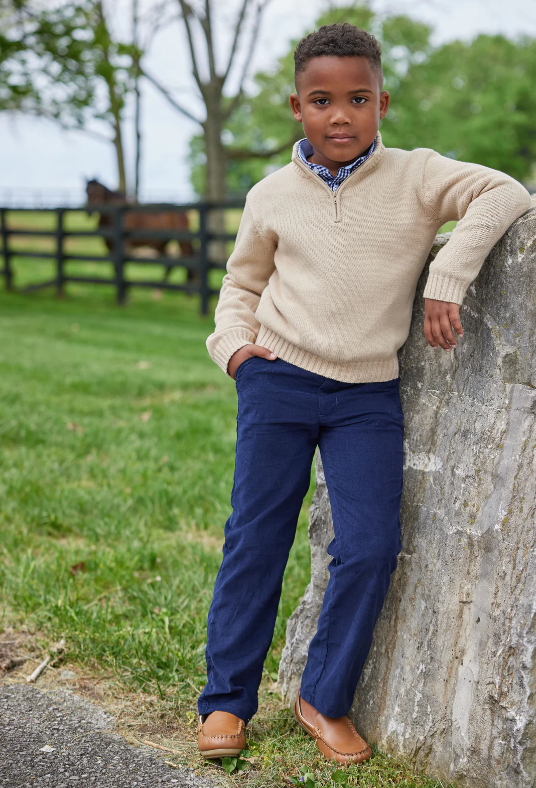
[256,325,400,384]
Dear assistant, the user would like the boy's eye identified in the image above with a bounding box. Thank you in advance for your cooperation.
[312,97,367,106]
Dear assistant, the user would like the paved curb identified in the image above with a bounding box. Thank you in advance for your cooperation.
[0,684,215,788]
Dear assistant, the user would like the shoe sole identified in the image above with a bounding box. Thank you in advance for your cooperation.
[200,748,243,759]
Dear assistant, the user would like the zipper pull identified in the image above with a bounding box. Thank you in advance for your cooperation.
[334,193,340,222]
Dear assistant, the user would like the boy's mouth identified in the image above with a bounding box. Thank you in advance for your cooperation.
[327,134,355,143]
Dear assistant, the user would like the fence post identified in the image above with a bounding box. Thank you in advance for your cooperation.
[0,208,12,291]
[56,208,65,297]
[112,206,126,305]
[198,202,209,316]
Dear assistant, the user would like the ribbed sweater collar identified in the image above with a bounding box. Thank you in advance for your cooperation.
[291,130,385,184]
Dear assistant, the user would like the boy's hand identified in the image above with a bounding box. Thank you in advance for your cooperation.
[424,298,464,351]
[227,344,278,380]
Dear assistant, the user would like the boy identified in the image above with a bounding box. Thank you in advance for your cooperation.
[196,23,531,766]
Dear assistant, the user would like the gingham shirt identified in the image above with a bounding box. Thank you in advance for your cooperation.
[297,137,376,191]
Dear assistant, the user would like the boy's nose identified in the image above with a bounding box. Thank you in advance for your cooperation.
[330,111,351,123]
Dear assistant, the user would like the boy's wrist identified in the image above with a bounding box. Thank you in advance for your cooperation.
[206,329,258,377]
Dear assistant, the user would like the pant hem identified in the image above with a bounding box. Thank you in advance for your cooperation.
[197,701,254,726]
[298,686,351,719]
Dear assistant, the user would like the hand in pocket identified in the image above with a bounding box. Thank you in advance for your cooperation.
[227,345,277,380]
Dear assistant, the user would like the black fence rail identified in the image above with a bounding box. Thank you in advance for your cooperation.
[0,201,245,315]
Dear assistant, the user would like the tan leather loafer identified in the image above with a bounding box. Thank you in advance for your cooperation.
[294,688,372,765]
[197,711,246,759]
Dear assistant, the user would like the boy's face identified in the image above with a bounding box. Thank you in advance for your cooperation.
[289,56,390,174]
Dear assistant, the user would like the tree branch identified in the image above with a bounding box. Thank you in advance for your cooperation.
[140,67,202,124]
[55,122,114,145]
[222,0,272,122]
[201,0,216,82]
[177,0,203,91]
[13,107,115,144]
[139,1,179,49]
[225,134,299,160]
[222,0,250,87]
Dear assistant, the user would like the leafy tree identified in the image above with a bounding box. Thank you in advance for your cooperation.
[0,1,41,113]
[384,34,536,181]
[0,0,140,193]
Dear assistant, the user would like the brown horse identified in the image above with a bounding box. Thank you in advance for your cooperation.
[85,180,197,283]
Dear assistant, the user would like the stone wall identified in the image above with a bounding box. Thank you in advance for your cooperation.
[278,206,536,787]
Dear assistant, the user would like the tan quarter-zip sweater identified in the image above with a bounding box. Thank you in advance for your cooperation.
[206,131,531,383]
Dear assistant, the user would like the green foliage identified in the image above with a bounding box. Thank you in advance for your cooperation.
[290,770,316,787]
[382,34,536,180]
[331,770,349,784]
[288,766,348,785]
[222,750,252,774]
[0,2,39,112]
[189,1,535,194]
[0,1,138,131]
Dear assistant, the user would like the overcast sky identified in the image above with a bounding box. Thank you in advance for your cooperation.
[1,0,535,205]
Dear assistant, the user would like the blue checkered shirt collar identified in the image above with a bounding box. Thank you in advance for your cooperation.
[297,137,376,191]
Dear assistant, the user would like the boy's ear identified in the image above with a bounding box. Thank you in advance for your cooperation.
[289,93,302,122]
[379,90,390,119]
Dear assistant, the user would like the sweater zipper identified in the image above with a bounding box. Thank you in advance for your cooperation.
[293,140,381,223]
[333,192,340,222]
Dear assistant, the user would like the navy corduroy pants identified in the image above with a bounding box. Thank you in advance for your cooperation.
[197,355,404,725]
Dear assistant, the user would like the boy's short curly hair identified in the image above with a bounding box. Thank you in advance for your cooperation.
[294,23,383,87]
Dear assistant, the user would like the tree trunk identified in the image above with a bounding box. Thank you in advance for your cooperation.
[132,0,141,200]
[278,206,536,787]
[112,117,127,194]
[203,109,228,266]
[133,75,141,199]
[97,1,127,195]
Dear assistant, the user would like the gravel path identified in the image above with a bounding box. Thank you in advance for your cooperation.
[0,684,214,788]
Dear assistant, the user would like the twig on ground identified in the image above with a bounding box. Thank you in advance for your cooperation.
[164,760,180,768]
[141,739,188,753]
[26,639,66,683]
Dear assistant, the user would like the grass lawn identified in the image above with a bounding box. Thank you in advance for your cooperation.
[0,255,454,787]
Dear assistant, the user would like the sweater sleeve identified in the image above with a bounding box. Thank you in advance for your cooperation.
[205,196,277,377]
[420,150,532,304]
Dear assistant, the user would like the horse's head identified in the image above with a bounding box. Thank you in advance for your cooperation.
[86,178,107,215]
[85,178,127,214]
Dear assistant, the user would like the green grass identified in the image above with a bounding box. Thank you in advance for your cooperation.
[0,255,454,787]
[0,281,313,691]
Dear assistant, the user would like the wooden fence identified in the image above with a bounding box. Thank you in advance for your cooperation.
[0,201,245,315]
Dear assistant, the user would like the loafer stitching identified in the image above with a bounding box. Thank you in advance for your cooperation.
[200,732,244,741]
[296,692,370,758]
[197,716,245,740]
[314,729,371,757]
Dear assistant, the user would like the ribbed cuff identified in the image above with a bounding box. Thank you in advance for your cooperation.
[206,329,256,377]
[423,273,468,305]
